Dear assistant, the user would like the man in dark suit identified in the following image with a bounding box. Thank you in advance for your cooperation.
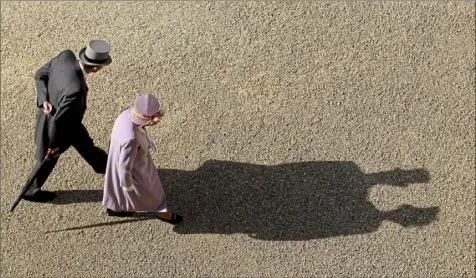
[24,40,113,202]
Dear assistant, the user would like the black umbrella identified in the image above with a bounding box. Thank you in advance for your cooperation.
[10,151,61,213]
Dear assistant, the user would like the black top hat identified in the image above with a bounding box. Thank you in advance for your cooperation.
[78,40,112,66]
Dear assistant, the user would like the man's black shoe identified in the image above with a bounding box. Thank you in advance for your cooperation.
[22,190,57,203]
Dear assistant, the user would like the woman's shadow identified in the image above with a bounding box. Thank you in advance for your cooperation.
[51,160,439,241]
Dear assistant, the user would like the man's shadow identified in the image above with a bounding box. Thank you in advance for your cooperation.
[50,160,439,240]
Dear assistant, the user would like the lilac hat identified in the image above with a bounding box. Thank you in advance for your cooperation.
[129,94,161,125]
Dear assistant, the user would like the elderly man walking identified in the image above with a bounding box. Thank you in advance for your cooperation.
[24,40,112,203]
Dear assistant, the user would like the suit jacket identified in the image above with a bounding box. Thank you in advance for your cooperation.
[34,50,88,158]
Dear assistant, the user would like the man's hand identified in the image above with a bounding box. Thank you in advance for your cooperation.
[43,101,53,114]
[45,147,59,159]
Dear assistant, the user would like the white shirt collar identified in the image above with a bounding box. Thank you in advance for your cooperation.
[78,61,87,78]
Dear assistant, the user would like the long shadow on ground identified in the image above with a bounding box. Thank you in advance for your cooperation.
[47,160,439,241]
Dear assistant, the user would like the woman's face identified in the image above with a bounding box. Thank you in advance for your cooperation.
[145,111,164,126]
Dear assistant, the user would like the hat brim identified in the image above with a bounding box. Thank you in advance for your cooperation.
[78,48,112,67]
[128,107,149,126]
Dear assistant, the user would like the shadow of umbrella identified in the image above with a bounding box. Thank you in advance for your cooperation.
[45,213,157,233]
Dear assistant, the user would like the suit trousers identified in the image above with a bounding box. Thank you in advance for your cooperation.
[26,123,107,195]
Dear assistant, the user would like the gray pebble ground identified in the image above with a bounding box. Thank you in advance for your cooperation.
[1,2,475,277]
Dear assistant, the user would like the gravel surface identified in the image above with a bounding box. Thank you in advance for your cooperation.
[1,2,474,277]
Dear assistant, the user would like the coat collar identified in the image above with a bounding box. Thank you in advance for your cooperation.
[74,60,88,93]
[78,61,87,78]
[75,60,86,79]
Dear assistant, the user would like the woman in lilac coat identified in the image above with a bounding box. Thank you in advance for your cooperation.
[103,94,183,224]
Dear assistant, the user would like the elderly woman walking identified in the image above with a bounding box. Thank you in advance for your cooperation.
[103,94,183,224]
